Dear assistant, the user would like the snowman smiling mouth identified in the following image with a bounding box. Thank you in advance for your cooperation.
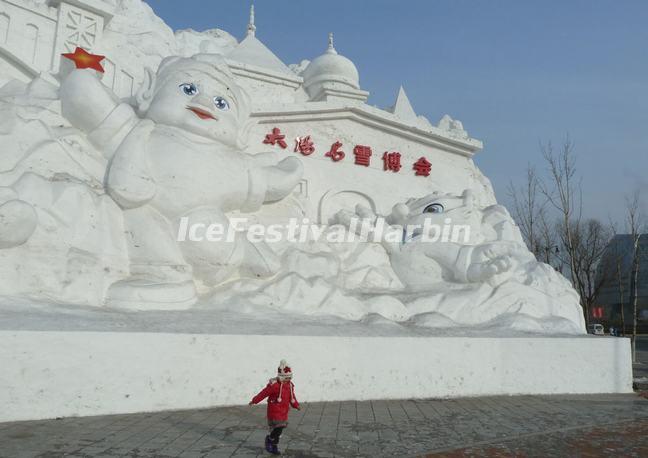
[186,106,217,121]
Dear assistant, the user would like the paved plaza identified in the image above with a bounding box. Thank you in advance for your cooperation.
[1,393,648,457]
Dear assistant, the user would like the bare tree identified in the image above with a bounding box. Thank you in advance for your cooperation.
[538,138,615,327]
[607,220,626,336]
[539,137,588,322]
[538,214,562,270]
[507,165,546,257]
[617,259,626,335]
[614,244,626,336]
[625,190,645,362]
[566,218,613,323]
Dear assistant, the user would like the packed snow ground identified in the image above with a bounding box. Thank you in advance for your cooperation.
[0,297,592,337]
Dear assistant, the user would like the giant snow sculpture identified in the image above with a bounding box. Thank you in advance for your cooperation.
[0,12,586,333]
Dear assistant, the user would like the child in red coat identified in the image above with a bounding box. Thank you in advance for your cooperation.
[249,359,300,455]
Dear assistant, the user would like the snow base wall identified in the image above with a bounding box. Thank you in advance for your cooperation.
[0,331,633,422]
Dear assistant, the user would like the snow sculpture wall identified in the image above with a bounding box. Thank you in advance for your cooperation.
[0,0,587,335]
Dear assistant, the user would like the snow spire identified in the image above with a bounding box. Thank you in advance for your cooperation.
[326,32,338,55]
[390,85,418,122]
[246,4,256,37]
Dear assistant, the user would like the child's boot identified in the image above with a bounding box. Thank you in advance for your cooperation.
[265,435,273,453]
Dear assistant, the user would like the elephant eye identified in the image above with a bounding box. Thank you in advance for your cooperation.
[179,83,198,96]
[213,96,230,111]
[423,203,444,214]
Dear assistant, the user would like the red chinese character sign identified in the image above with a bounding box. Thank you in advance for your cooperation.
[413,157,431,177]
[325,141,345,162]
[353,145,372,166]
[294,135,315,155]
[260,127,431,176]
[383,152,401,172]
[263,127,287,149]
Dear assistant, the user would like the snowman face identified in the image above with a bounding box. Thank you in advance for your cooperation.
[145,70,242,147]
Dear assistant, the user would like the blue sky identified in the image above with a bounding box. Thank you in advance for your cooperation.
[148,0,648,225]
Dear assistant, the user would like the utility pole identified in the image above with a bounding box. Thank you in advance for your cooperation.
[617,260,625,336]
[631,234,641,363]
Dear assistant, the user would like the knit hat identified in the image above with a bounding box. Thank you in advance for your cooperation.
[277,359,293,381]
[276,360,295,403]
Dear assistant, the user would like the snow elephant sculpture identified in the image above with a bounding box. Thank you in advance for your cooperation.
[335,190,586,332]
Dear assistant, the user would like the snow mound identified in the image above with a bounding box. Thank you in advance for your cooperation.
[175,29,238,57]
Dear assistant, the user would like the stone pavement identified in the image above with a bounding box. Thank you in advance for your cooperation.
[2,394,648,457]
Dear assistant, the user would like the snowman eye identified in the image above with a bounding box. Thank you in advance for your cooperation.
[213,96,230,111]
[179,83,198,96]
[424,203,444,214]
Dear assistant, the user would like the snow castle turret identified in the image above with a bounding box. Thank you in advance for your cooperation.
[301,33,369,102]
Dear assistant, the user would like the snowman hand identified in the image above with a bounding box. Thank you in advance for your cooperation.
[331,204,378,234]
[262,157,304,203]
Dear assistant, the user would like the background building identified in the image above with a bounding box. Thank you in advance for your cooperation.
[596,234,648,332]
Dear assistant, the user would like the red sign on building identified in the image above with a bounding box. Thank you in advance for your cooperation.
[263,127,287,149]
[325,141,345,162]
[353,145,372,166]
[261,129,433,177]
[413,157,431,177]
[294,135,315,155]
[383,152,402,172]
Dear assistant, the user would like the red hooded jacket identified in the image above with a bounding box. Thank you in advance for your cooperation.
[251,378,300,421]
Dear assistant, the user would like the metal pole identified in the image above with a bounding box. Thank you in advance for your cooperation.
[632,234,641,363]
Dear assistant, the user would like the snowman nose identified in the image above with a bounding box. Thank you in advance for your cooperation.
[191,94,214,110]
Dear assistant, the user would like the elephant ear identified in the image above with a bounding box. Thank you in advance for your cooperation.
[388,203,410,226]
[135,67,156,114]
[461,189,474,208]
[236,118,256,151]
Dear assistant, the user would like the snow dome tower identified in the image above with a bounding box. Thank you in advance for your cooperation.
[301,33,368,102]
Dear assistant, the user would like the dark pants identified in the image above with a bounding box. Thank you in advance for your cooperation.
[269,426,284,445]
